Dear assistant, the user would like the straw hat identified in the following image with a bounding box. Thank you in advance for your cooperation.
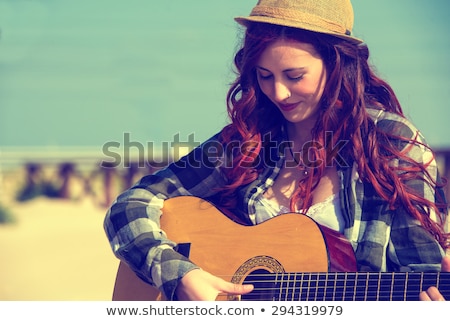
[235,0,362,44]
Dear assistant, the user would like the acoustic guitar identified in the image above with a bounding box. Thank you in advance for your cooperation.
[112,196,450,301]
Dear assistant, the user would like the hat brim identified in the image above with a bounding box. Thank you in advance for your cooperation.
[235,16,363,44]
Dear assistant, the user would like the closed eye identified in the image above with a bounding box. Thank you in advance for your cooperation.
[287,75,304,82]
[258,73,273,80]
[256,69,273,80]
[256,67,305,82]
[286,71,305,81]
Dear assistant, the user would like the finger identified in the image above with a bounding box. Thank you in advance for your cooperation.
[441,256,450,272]
[219,281,254,295]
[419,290,431,301]
[422,287,445,301]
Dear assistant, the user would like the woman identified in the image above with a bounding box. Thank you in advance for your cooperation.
[104,0,449,301]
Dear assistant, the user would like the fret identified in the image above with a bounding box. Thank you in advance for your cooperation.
[284,272,296,301]
[277,273,289,301]
[391,272,407,301]
[306,273,314,301]
[278,273,286,300]
[333,272,345,300]
[343,272,356,301]
[354,272,369,300]
[308,273,319,301]
[298,273,304,300]
[274,272,283,301]
[404,273,409,300]
[324,272,336,301]
[293,274,300,301]
[438,272,450,299]
[305,273,312,300]
[294,272,304,301]
[405,273,421,301]
[377,272,392,300]
[299,273,310,301]
[292,273,301,301]
[365,272,382,300]
[421,272,439,296]
[316,273,327,301]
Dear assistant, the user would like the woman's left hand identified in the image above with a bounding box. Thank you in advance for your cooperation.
[419,256,450,301]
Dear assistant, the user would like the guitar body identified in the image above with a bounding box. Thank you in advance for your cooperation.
[112,196,356,301]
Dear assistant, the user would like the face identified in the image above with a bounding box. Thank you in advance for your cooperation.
[256,39,327,125]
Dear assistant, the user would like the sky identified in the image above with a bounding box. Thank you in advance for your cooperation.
[0,0,449,154]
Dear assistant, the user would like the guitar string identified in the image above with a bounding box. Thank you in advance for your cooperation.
[216,272,449,298]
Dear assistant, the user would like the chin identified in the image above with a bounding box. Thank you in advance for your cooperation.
[282,113,310,124]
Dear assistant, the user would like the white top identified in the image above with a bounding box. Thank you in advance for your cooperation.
[254,193,345,233]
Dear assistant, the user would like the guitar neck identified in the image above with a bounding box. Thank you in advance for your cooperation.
[240,271,450,301]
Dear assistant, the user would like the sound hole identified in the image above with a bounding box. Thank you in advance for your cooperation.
[241,269,279,301]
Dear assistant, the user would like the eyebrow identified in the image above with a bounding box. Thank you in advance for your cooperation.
[256,66,306,73]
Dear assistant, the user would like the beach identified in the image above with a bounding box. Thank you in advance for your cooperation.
[0,196,119,300]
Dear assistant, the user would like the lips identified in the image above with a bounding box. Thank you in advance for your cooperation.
[278,102,298,112]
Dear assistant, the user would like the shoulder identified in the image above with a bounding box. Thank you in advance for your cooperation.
[366,108,431,152]
[367,108,421,140]
[366,108,435,164]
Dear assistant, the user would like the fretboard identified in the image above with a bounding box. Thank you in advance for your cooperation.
[241,271,450,301]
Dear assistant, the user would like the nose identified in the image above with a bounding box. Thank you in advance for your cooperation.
[273,81,291,102]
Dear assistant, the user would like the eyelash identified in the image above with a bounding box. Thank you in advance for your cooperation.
[258,74,272,80]
[258,73,304,82]
[288,75,304,81]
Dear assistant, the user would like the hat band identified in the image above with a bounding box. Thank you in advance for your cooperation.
[250,6,350,36]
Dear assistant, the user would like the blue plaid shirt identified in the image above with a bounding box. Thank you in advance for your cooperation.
[104,108,447,300]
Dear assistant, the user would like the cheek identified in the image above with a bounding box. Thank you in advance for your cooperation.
[293,77,326,100]
[291,82,315,97]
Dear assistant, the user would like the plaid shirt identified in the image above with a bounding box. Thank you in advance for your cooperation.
[104,108,447,300]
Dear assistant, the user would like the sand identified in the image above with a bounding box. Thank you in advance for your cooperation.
[0,197,120,301]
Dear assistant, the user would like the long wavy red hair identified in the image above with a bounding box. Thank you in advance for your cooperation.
[218,22,448,249]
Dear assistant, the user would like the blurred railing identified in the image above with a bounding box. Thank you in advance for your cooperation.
[1,147,450,209]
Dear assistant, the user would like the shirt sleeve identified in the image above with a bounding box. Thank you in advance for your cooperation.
[377,113,447,270]
[103,134,228,300]
[380,114,447,222]
[388,207,445,272]
[352,110,447,272]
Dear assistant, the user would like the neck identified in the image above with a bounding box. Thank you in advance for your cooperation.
[286,121,313,149]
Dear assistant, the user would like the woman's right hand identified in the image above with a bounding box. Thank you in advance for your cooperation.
[175,268,254,301]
